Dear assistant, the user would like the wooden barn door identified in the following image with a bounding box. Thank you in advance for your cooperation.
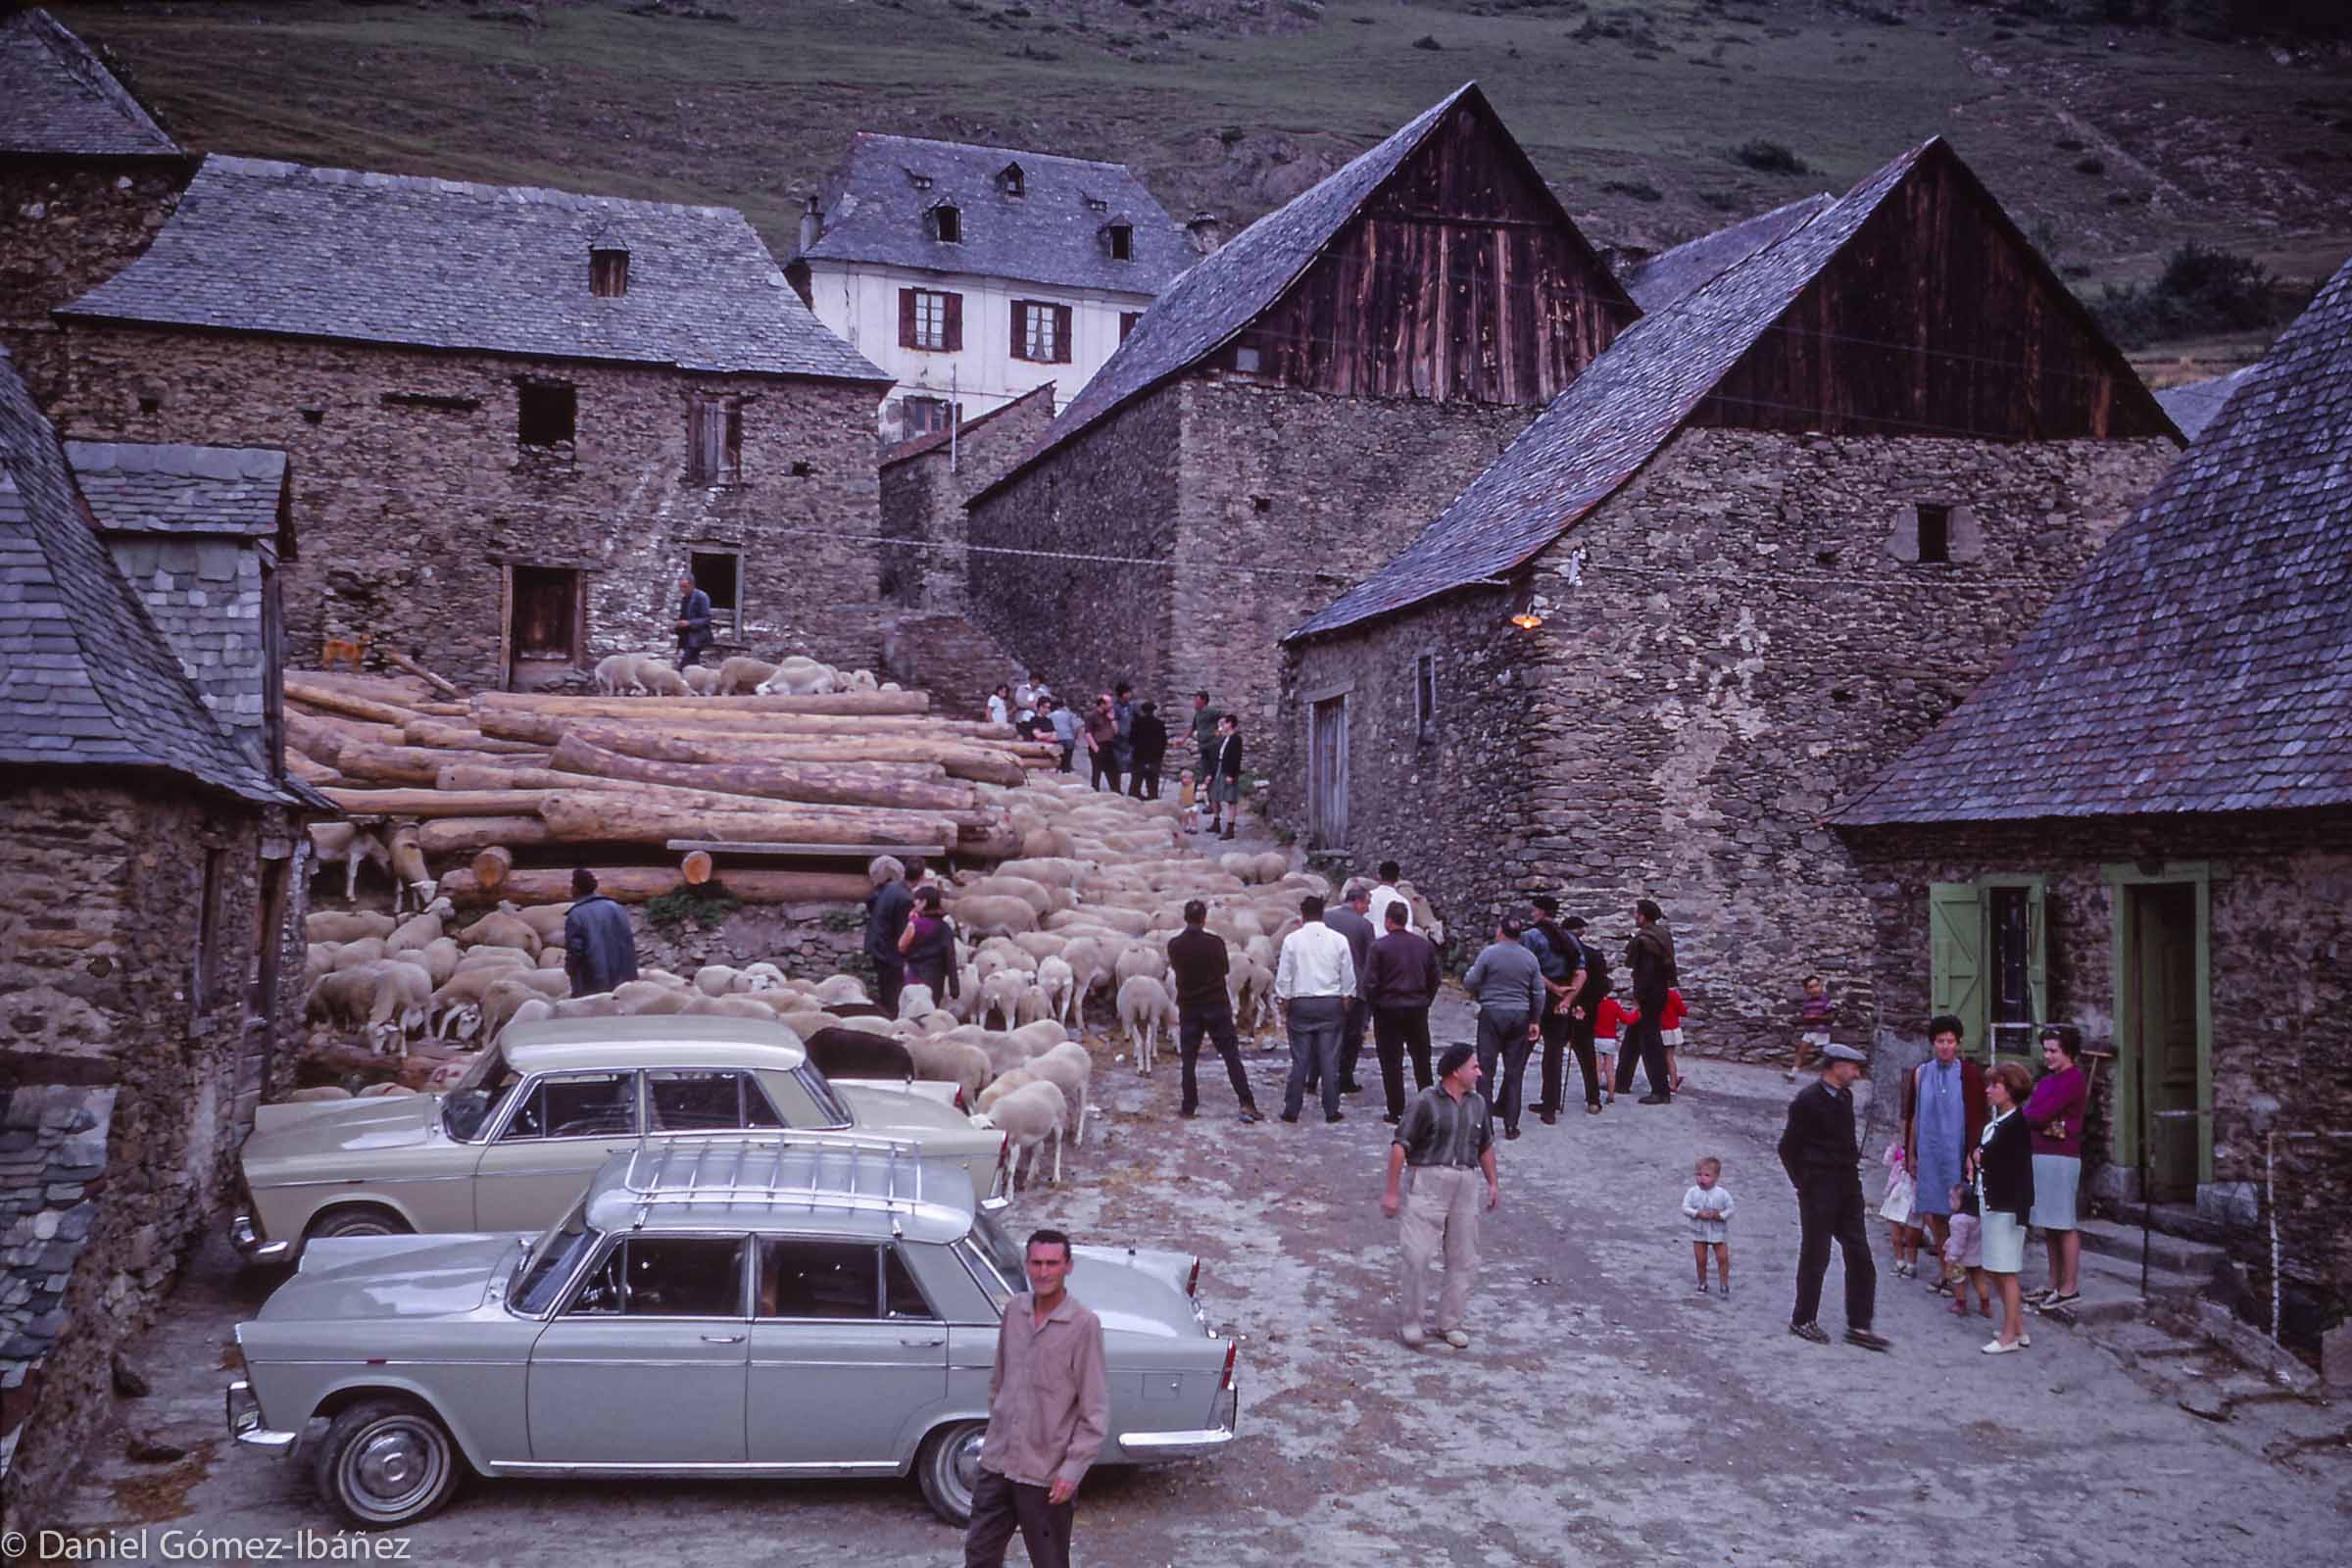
[1307,694,1348,853]
[507,565,582,690]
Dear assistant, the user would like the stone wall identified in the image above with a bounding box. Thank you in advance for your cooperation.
[0,162,184,408]
[878,385,1056,614]
[1272,427,2180,1058]
[0,779,275,1527]
[51,326,886,688]
[968,377,1534,730]
[1844,811,2352,1345]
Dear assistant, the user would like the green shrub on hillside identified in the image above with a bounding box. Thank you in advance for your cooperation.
[2092,244,2289,348]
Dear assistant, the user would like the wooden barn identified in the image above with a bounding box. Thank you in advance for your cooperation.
[1274,137,2182,1064]
[961,83,1640,733]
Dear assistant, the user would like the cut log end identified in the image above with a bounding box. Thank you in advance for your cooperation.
[472,845,514,890]
[681,849,714,886]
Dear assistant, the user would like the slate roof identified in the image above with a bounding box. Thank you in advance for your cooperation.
[0,350,300,803]
[879,382,1055,469]
[0,8,180,160]
[799,133,1190,299]
[2154,364,2265,443]
[0,1086,113,1397]
[1623,193,1837,313]
[65,441,288,537]
[1289,141,1937,641]
[60,155,888,381]
[1834,255,2352,826]
[973,83,1624,506]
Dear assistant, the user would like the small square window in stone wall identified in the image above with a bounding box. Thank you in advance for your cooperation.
[517,381,577,448]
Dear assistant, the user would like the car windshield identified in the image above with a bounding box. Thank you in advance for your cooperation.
[794,1062,854,1129]
[970,1206,1027,1289]
[440,1046,515,1143]
[512,1198,599,1314]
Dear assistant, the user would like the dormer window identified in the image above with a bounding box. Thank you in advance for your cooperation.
[1106,221,1133,262]
[1085,195,1107,214]
[906,169,934,190]
[998,163,1025,197]
[928,203,962,244]
[589,244,630,298]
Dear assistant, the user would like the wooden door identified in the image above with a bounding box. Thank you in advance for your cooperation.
[2129,882,2202,1200]
[508,565,581,689]
[1307,695,1348,852]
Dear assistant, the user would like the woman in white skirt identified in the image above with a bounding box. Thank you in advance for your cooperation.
[1970,1061,2037,1354]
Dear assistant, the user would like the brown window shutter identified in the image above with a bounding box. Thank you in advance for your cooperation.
[1054,304,1073,363]
[899,288,917,349]
[945,292,963,353]
[722,400,743,484]
[1010,299,1027,360]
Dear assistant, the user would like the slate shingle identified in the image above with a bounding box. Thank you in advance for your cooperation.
[0,351,298,803]
[60,156,887,382]
[64,441,287,536]
[1836,254,2352,825]
[0,9,179,161]
[2154,364,2266,444]
[1623,193,1837,313]
[799,133,1189,299]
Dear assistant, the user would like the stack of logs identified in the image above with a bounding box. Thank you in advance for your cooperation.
[283,670,1053,907]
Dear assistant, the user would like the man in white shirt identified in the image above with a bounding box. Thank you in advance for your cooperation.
[1366,859,1413,935]
[1275,894,1357,1125]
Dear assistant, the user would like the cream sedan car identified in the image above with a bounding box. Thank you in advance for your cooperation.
[232,1018,1006,1261]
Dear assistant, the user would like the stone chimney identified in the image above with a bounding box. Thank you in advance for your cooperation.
[1186,211,1223,257]
[797,194,822,257]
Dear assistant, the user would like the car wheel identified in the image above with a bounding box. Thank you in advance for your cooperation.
[314,1397,463,1530]
[308,1205,411,1241]
[914,1419,988,1525]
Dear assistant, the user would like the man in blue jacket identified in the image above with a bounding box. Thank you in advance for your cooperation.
[674,571,713,665]
[563,868,639,997]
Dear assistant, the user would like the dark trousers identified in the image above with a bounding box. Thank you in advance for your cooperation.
[1536,1001,1570,1112]
[871,954,906,1019]
[1179,1004,1254,1113]
[964,1468,1072,1568]
[1792,1172,1878,1331]
[1564,1007,1602,1109]
[1340,997,1368,1089]
[1475,1010,1533,1132]
[1372,1004,1434,1117]
[1056,744,1074,773]
[1282,996,1346,1119]
[1088,751,1121,792]
[1128,761,1162,799]
[1614,1000,1671,1098]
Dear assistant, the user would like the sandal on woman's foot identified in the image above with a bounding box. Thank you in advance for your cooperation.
[2037,1291,2081,1310]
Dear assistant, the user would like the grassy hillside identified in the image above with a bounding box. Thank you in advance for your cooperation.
[53,0,2352,376]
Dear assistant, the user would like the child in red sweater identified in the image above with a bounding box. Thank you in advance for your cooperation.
[1594,994,1638,1106]
[1660,987,1688,1094]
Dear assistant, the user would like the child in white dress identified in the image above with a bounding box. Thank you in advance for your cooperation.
[1683,1156,1735,1297]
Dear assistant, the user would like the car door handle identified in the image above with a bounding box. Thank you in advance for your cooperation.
[899,1337,945,1348]
[700,1334,745,1345]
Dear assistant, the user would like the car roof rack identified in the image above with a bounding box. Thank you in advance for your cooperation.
[614,1132,939,1230]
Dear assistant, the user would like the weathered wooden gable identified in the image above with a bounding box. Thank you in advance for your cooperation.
[1237,94,1635,406]
[1694,141,2174,441]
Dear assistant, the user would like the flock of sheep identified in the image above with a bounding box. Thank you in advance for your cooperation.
[293,774,1444,1192]
[590,653,890,698]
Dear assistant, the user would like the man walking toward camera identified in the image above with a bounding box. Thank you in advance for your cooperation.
[1382,1043,1498,1350]
[964,1228,1110,1568]
[1779,1045,1890,1352]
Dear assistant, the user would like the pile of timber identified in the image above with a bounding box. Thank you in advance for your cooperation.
[282,670,1055,906]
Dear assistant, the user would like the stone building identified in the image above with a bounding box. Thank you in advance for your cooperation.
[0,352,319,1527]
[878,381,1056,614]
[963,83,1639,728]
[0,8,191,408]
[1833,255,2352,1345]
[1274,138,2180,1060]
[52,154,892,691]
[788,134,1192,443]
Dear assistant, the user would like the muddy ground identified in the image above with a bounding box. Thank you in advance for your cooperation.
[36,989,2350,1568]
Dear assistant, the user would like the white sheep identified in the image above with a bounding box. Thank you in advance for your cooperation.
[308,822,390,905]
[757,656,838,696]
[975,1067,1037,1116]
[498,997,556,1042]
[1116,974,1175,1076]
[808,974,870,1008]
[715,656,776,695]
[635,660,691,697]
[906,1034,990,1103]
[1034,956,1076,1026]
[976,968,1026,1032]
[737,961,787,992]
[386,896,456,954]
[694,964,745,997]
[1026,1040,1093,1147]
[593,653,645,695]
[896,982,938,1021]
[682,664,720,695]
[980,1079,1067,1190]
[306,908,393,945]
[457,905,541,956]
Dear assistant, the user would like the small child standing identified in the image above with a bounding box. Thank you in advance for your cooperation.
[1178,769,1200,833]
[1683,1156,1735,1296]
[1944,1183,1992,1319]
[1788,974,1835,1081]
[1660,986,1688,1094]
[1594,993,1636,1105]
[1880,1142,1921,1277]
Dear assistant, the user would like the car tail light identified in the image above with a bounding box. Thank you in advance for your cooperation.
[1186,1257,1200,1298]
[1219,1340,1237,1392]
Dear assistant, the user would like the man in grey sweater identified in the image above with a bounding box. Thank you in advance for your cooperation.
[1322,878,1379,1097]
[1462,916,1546,1140]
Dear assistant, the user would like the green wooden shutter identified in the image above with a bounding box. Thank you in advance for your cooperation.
[1929,882,1986,1053]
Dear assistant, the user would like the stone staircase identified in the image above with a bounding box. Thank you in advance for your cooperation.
[876,611,1028,722]
[2069,1214,2233,1326]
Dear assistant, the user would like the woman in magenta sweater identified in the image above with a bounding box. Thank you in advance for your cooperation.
[2022,1026,2089,1308]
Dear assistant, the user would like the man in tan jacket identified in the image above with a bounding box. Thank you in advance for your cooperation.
[964,1228,1110,1568]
